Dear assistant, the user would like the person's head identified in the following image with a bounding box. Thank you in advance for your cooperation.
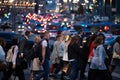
[25,31,31,37]
[88,34,97,46]
[69,35,79,45]
[97,33,105,43]
[0,38,6,47]
[55,35,61,41]
[43,31,50,39]
[93,36,104,48]
[57,30,62,36]
[12,37,19,45]
[34,35,41,43]
[115,36,120,44]
[78,29,83,35]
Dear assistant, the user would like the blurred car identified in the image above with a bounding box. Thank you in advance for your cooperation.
[33,26,46,34]
[104,34,116,46]
[49,30,58,37]
[0,32,34,53]
[67,29,78,35]
[0,32,17,52]
[82,31,92,38]
[112,30,120,35]
[104,34,117,52]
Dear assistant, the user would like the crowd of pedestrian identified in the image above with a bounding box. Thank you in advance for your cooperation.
[0,30,120,80]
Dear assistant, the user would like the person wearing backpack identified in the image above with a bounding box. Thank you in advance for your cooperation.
[4,37,25,80]
[30,35,43,80]
[38,31,50,80]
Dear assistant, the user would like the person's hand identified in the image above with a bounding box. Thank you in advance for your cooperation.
[80,46,83,48]
[41,58,45,64]
[19,53,24,58]
[21,53,24,57]
[12,64,16,69]
[88,56,93,62]
[107,45,111,50]
[99,63,102,67]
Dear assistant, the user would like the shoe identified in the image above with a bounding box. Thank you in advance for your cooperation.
[49,73,57,78]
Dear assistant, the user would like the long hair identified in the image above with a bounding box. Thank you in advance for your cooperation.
[0,37,6,47]
[115,36,120,44]
[88,34,97,47]
[93,36,104,49]
[69,36,78,45]
[12,37,19,45]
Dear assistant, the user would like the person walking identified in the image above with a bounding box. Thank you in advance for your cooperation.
[68,35,80,80]
[19,30,31,62]
[77,30,89,80]
[50,35,62,76]
[39,31,50,80]
[30,35,43,80]
[0,38,7,80]
[110,36,120,73]
[88,36,108,80]
[4,37,25,80]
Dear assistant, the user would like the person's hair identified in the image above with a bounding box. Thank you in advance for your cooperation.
[57,30,62,35]
[69,35,78,45]
[115,36,120,44]
[43,31,49,37]
[88,34,97,47]
[55,35,61,40]
[25,31,30,36]
[0,38,6,47]
[97,33,105,41]
[34,35,41,42]
[78,29,82,34]
[12,37,19,45]
[93,36,103,48]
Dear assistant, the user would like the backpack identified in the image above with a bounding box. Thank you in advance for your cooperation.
[6,46,15,62]
[24,41,43,62]
[31,41,42,61]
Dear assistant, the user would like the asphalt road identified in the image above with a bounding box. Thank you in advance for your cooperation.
[1,64,119,80]
[25,65,120,80]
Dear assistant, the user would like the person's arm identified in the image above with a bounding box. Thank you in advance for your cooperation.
[98,46,104,67]
[12,46,18,69]
[115,43,120,55]
[0,45,6,61]
[19,38,26,53]
[41,40,47,64]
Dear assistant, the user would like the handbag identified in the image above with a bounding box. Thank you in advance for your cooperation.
[112,51,120,59]
[62,63,71,74]
[16,56,28,69]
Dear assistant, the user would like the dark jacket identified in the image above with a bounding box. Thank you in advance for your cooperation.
[68,43,79,60]
[42,38,50,60]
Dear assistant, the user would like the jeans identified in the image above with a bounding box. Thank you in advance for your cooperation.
[54,58,63,74]
[69,59,78,80]
[37,59,50,80]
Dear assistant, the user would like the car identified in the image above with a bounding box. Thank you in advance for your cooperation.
[83,31,92,38]
[49,29,58,37]
[0,32,18,52]
[0,32,34,53]
[104,34,117,52]
[67,29,78,35]
[33,26,46,34]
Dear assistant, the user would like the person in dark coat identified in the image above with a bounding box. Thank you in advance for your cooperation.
[68,35,80,80]
[77,30,89,80]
